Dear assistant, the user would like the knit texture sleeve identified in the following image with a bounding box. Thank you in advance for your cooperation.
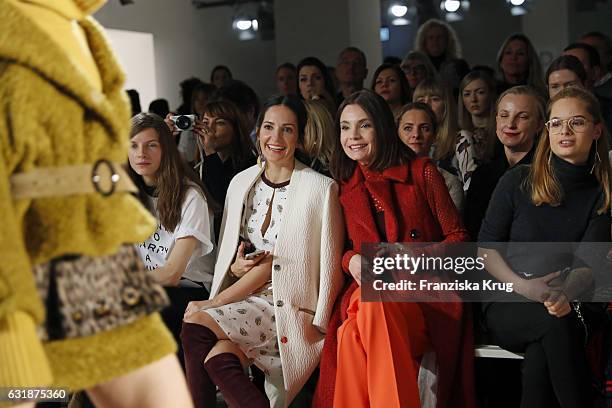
[0,312,53,388]
[0,70,52,386]
[422,161,469,244]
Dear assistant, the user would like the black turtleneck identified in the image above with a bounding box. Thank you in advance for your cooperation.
[465,145,535,240]
[478,154,610,303]
[479,154,609,244]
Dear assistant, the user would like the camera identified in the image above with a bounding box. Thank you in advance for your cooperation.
[170,114,196,131]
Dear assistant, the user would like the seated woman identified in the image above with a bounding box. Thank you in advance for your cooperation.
[479,87,611,407]
[128,112,216,362]
[181,95,344,408]
[297,56,337,114]
[546,55,588,99]
[371,63,412,118]
[456,70,498,190]
[176,82,216,163]
[314,90,473,407]
[397,101,464,212]
[401,51,437,95]
[303,99,337,176]
[193,100,257,239]
[413,78,461,181]
[496,34,546,96]
[464,85,545,240]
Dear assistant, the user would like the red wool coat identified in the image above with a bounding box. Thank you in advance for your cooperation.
[313,157,476,408]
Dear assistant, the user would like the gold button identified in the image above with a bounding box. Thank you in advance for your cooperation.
[122,287,141,306]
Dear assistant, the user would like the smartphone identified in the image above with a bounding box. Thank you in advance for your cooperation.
[244,249,265,260]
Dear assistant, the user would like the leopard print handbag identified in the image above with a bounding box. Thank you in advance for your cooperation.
[34,244,169,340]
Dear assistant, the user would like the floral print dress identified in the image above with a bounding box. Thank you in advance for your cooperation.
[203,172,289,376]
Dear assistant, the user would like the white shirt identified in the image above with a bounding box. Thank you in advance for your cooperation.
[136,186,215,289]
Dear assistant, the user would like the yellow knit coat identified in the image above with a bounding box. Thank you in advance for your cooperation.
[0,0,175,391]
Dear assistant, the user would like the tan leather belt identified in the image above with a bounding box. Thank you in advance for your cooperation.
[11,159,137,200]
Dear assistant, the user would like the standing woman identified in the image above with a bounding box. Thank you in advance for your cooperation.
[496,34,546,95]
[414,18,462,71]
[181,95,344,408]
[456,70,498,190]
[297,56,337,113]
[0,0,192,405]
[128,112,217,361]
[315,90,473,407]
[479,87,610,407]
[371,63,412,118]
[413,78,461,179]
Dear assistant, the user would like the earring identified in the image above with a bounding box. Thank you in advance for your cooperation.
[590,139,601,174]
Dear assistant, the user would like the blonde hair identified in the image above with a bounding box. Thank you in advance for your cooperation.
[412,78,457,161]
[415,19,462,61]
[303,99,336,170]
[529,87,610,214]
[496,34,546,93]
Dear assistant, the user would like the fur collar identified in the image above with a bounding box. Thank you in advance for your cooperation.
[14,0,106,17]
[0,0,125,137]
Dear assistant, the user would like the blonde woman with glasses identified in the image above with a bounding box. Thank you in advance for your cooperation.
[478,87,610,408]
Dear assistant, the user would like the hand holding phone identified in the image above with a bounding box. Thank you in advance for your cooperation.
[244,249,266,260]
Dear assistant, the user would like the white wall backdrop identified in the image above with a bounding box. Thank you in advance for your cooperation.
[106,29,157,110]
[95,0,277,110]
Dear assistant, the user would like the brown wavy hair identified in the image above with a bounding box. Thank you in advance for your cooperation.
[330,89,415,182]
[128,112,216,232]
[201,100,257,172]
[529,87,610,214]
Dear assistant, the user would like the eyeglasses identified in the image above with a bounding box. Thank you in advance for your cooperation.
[545,116,592,134]
[401,65,426,75]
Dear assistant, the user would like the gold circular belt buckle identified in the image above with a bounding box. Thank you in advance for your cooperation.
[91,159,119,197]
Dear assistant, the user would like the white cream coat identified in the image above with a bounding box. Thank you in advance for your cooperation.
[210,160,344,405]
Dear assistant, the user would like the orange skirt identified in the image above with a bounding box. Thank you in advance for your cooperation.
[334,288,429,407]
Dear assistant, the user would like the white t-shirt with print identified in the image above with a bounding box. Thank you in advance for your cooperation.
[136,186,215,290]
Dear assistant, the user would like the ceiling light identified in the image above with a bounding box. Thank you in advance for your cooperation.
[444,0,461,12]
[235,19,252,30]
[390,4,408,17]
[391,17,410,26]
[510,0,525,5]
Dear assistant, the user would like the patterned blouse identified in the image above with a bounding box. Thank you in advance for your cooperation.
[241,172,290,252]
[456,128,490,191]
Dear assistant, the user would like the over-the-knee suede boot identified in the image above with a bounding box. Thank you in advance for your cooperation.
[180,322,218,408]
[204,352,269,408]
